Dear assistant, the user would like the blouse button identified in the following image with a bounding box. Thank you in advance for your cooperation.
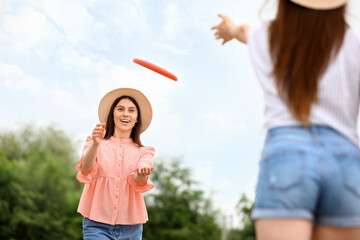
[114,206,117,210]
[115,195,118,198]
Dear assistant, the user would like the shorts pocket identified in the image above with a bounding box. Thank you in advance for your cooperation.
[264,150,305,190]
[336,153,360,197]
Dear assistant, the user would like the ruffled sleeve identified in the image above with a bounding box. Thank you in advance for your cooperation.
[127,146,155,193]
[75,136,99,183]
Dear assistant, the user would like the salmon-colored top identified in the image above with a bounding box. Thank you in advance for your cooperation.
[75,136,155,225]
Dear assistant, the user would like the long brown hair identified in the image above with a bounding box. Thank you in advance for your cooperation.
[104,96,143,147]
[269,0,347,124]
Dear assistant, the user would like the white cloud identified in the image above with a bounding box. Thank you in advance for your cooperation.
[2,7,61,53]
[42,0,96,45]
[57,47,107,75]
[0,63,44,94]
[163,3,186,40]
[77,79,94,90]
[204,111,246,134]
[162,44,189,56]
[41,0,149,47]
[51,86,75,106]
[0,63,75,107]
[109,1,148,40]
[159,2,194,56]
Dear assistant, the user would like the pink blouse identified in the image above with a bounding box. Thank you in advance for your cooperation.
[75,136,155,225]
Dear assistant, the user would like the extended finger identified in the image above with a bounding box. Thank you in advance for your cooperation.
[138,168,146,175]
[93,130,103,135]
[142,167,150,175]
[211,25,219,30]
[95,126,104,131]
[146,167,154,174]
[93,131,102,136]
[92,135,101,139]
[96,123,106,129]
[217,13,226,19]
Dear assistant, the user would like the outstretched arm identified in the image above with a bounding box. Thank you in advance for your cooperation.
[81,123,105,173]
[127,147,155,192]
[211,14,251,45]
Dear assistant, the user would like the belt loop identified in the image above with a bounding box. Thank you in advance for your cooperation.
[312,124,320,146]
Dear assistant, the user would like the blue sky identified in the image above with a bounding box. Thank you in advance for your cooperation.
[1,0,360,228]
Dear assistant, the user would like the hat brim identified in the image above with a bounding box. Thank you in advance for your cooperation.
[98,88,152,133]
[290,0,347,10]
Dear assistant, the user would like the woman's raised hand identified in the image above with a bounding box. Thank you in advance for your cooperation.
[212,14,250,44]
[212,14,236,45]
[92,122,106,145]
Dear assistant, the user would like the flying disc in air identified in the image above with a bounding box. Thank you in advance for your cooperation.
[133,58,178,81]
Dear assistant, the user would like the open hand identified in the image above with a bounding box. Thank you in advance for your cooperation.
[211,14,236,45]
[136,166,155,177]
[134,166,155,183]
[212,14,250,44]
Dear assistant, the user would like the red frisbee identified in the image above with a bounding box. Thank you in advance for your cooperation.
[133,58,177,81]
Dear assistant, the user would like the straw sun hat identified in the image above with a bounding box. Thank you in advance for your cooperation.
[98,88,152,133]
[289,0,347,10]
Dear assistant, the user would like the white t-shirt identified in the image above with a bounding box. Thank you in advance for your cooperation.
[248,22,360,145]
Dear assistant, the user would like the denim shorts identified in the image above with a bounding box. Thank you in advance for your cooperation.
[83,217,143,240]
[251,125,360,227]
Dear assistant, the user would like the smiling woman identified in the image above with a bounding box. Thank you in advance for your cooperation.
[75,88,156,240]
[104,96,142,146]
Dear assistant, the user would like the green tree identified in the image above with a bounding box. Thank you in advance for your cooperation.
[0,126,83,240]
[231,194,256,240]
[143,158,222,240]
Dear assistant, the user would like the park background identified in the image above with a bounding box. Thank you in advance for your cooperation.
[1,0,360,239]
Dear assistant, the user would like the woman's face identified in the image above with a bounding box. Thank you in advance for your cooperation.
[113,98,138,135]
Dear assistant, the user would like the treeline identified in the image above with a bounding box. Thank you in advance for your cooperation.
[0,126,254,239]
